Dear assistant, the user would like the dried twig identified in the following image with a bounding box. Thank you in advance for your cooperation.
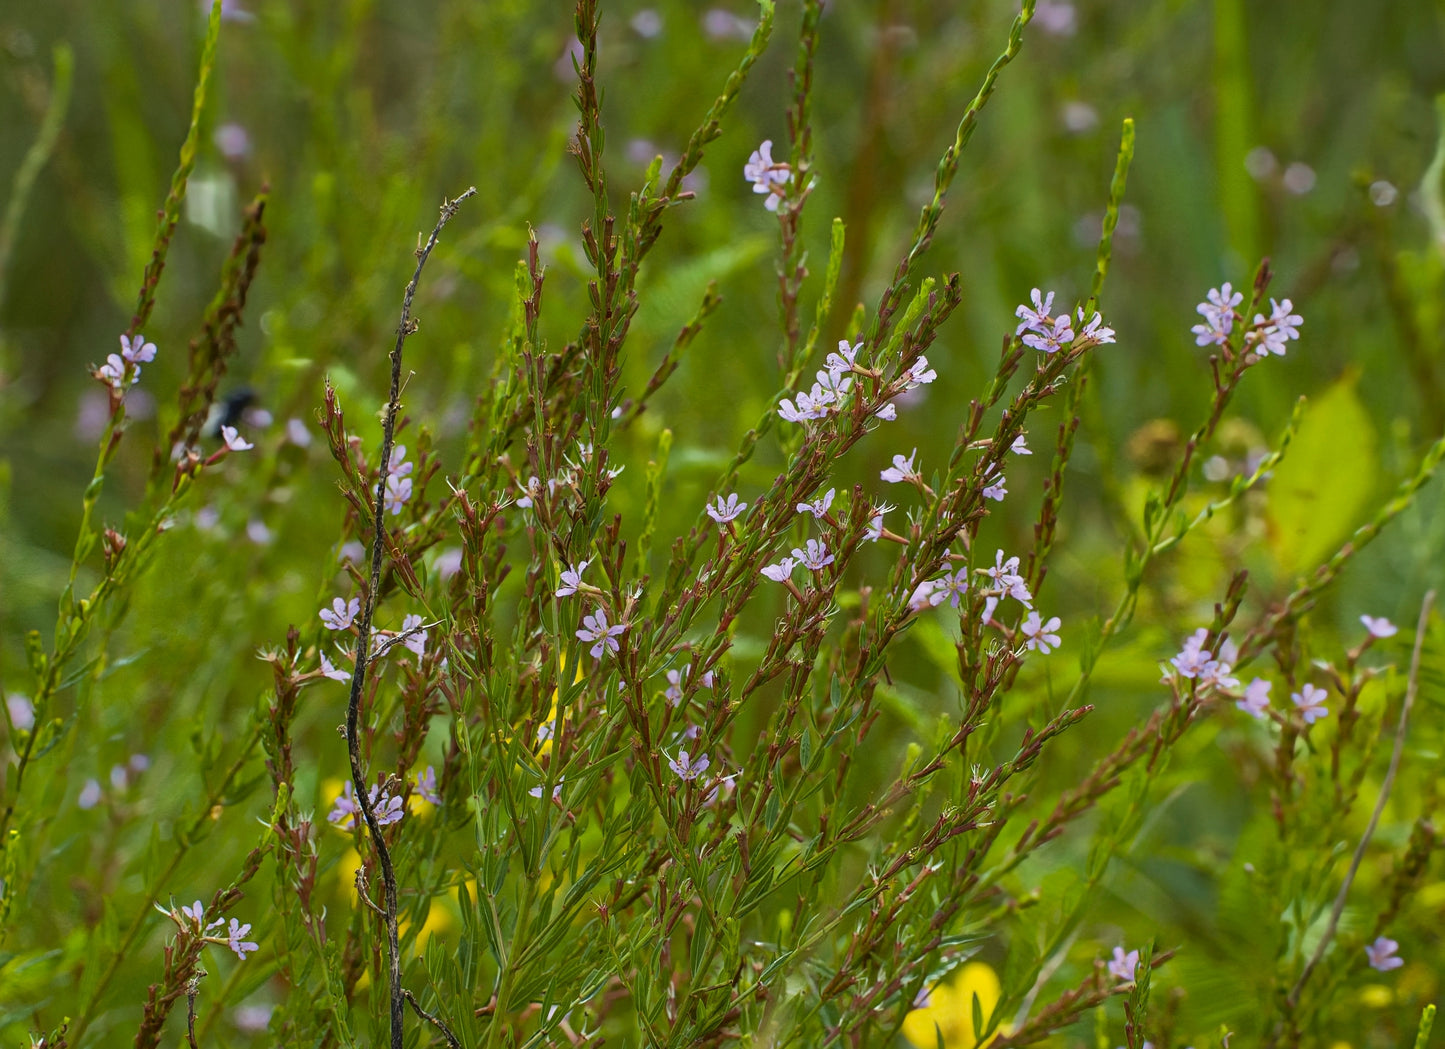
[404,988,463,1049]
[346,186,476,1049]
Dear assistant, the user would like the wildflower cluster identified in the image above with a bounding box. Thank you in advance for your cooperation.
[1190,281,1304,359]
[1015,288,1116,354]
[93,333,157,392]
[328,780,405,829]
[11,8,1441,1049]
[173,901,261,961]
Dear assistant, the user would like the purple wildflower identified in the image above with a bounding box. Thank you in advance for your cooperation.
[1365,936,1403,972]
[577,607,626,658]
[319,597,360,631]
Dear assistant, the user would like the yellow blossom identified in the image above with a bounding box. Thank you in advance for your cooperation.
[902,962,1002,1049]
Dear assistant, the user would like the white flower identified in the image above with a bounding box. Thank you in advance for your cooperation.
[874,402,898,421]
[743,139,792,212]
[221,425,253,452]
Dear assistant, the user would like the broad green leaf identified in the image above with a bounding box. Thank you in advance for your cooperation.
[1266,372,1376,576]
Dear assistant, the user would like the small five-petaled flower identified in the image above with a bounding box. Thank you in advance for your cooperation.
[881,449,921,485]
[320,597,360,631]
[1021,612,1061,654]
[668,749,711,781]
[556,560,589,597]
[706,493,748,524]
[796,488,835,519]
[1291,683,1329,725]
[225,918,260,959]
[1107,946,1139,983]
[577,607,626,658]
[792,538,833,572]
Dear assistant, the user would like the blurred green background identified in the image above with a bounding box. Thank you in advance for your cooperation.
[2,0,1444,1044]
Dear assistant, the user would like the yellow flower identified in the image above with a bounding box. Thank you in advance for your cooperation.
[902,962,1002,1049]
[532,656,581,758]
